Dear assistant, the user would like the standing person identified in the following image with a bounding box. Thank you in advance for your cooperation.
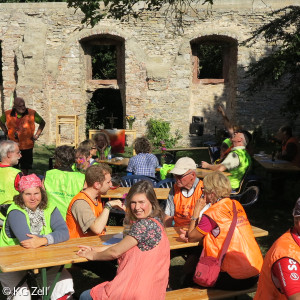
[0,140,22,224]
[93,132,111,160]
[44,145,85,219]
[77,180,170,300]
[181,171,263,290]
[127,137,159,178]
[254,198,300,300]
[276,125,300,167]
[0,97,46,175]
[0,174,74,300]
[164,157,204,227]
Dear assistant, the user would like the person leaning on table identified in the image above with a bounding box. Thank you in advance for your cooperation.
[77,180,170,300]
[0,174,74,300]
[180,171,263,290]
[254,198,300,299]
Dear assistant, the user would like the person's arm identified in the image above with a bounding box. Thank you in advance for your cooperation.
[7,210,48,248]
[43,208,69,244]
[0,119,8,136]
[33,112,45,141]
[77,234,138,261]
[272,257,300,299]
[89,200,125,234]
[201,161,227,172]
[217,105,234,137]
[164,187,175,227]
[282,143,298,162]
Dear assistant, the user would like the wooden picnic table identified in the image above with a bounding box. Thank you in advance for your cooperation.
[253,154,300,172]
[0,225,268,299]
[102,187,170,200]
[98,157,129,167]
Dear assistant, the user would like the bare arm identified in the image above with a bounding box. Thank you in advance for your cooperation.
[89,200,125,235]
[164,215,174,227]
[33,120,45,141]
[217,105,234,137]
[77,235,138,261]
[290,293,300,300]
[201,161,227,172]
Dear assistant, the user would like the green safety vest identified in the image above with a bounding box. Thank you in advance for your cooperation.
[229,148,251,190]
[0,166,20,220]
[96,146,111,159]
[44,169,85,219]
[0,202,56,247]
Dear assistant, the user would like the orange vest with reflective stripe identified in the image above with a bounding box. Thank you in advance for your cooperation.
[203,198,263,279]
[254,230,300,300]
[282,137,300,167]
[5,109,35,150]
[173,180,203,227]
[66,191,104,239]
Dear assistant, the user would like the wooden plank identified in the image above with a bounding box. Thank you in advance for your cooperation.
[98,157,129,166]
[166,285,257,300]
[196,168,231,178]
[102,187,170,200]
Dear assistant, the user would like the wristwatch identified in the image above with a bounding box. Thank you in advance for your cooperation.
[104,202,112,211]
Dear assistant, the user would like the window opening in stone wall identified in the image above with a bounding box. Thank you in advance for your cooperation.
[86,89,123,136]
[191,36,237,84]
[91,45,117,80]
[0,41,3,86]
[196,43,224,79]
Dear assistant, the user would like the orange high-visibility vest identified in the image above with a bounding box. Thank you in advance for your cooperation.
[282,137,300,167]
[5,109,35,150]
[66,191,104,238]
[254,229,300,300]
[203,198,263,279]
[173,180,203,227]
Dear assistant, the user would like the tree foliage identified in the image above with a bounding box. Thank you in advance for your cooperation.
[243,5,300,120]
[67,0,213,28]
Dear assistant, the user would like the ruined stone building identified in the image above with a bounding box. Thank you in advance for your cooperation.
[0,1,298,146]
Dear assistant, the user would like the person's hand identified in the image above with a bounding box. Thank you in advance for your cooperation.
[20,234,47,249]
[179,229,188,243]
[217,105,225,117]
[193,197,207,219]
[77,245,97,260]
[108,200,126,211]
[201,161,210,169]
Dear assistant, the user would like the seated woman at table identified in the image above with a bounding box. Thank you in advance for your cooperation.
[127,137,159,178]
[93,132,111,160]
[79,139,98,165]
[77,180,170,300]
[0,174,74,300]
[180,171,263,290]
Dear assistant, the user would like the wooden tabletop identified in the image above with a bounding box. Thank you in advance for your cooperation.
[196,168,231,178]
[98,157,129,166]
[102,187,170,200]
[0,225,268,273]
[253,154,300,172]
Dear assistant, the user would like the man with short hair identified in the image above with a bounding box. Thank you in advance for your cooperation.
[66,164,124,238]
[0,97,45,175]
[276,125,300,167]
[0,140,22,223]
[164,157,204,227]
[201,130,252,191]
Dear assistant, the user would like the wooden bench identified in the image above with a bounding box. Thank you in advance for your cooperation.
[166,285,257,299]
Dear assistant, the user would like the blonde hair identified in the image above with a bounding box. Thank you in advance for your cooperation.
[203,171,232,198]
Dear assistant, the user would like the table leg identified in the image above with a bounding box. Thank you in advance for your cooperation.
[41,265,64,300]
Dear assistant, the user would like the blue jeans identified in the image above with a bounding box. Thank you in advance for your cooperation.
[79,289,92,300]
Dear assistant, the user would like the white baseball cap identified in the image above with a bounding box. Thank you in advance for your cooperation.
[170,157,197,175]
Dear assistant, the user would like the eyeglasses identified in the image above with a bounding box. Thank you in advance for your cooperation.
[174,171,193,180]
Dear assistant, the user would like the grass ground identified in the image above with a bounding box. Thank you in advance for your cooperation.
[0,144,296,299]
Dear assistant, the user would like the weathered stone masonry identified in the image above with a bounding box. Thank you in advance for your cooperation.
[0,1,298,146]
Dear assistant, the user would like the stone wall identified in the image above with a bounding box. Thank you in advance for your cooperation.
[0,1,298,147]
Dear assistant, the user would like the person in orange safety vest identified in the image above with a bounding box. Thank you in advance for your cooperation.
[254,198,300,300]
